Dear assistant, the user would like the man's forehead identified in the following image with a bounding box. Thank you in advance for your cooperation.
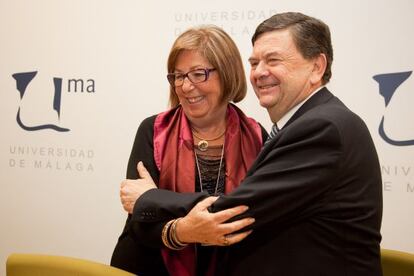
[249,30,294,58]
[254,29,292,45]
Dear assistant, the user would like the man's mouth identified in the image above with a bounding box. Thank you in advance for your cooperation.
[257,83,278,91]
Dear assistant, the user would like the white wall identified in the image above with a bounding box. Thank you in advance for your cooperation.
[1,0,413,274]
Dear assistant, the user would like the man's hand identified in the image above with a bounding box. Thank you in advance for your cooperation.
[120,161,157,214]
[176,197,255,246]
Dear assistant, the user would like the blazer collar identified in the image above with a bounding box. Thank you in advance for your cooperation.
[246,87,334,176]
[284,87,333,129]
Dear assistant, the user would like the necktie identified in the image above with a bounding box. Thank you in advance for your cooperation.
[265,124,279,145]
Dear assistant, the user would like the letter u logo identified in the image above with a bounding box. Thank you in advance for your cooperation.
[12,71,70,132]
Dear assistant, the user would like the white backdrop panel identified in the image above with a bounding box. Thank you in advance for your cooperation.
[1,0,413,274]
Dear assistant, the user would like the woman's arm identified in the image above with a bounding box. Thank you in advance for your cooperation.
[111,116,169,275]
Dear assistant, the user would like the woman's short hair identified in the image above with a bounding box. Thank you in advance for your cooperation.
[252,12,333,85]
[167,25,247,107]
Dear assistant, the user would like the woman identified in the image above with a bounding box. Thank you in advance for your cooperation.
[111,25,267,276]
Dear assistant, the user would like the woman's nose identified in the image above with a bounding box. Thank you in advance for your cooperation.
[181,77,195,92]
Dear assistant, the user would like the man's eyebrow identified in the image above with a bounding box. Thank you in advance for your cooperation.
[248,51,280,63]
[263,51,280,58]
[248,57,258,63]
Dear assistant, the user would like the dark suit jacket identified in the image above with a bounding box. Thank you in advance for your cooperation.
[111,115,170,276]
[132,88,383,276]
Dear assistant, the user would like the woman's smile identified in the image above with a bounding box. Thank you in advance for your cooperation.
[186,95,205,104]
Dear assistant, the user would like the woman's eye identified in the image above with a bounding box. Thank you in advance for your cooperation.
[193,72,205,77]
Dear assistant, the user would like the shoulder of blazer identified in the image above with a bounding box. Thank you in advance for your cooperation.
[137,114,157,138]
[285,87,335,128]
[246,88,339,174]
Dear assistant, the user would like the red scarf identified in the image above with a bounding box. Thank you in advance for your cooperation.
[153,104,263,276]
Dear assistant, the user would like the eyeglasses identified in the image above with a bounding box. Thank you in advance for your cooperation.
[167,68,216,87]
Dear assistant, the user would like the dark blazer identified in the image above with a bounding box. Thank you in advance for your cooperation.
[111,115,170,275]
[132,88,383,276]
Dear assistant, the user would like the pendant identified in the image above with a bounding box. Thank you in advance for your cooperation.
[198,140,208,151]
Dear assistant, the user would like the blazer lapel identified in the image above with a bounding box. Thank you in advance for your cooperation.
[285,87,333,129]
[246,87,334,175]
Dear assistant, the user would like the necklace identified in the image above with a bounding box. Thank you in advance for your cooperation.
[191,128,226,152]
[194,140,225,196]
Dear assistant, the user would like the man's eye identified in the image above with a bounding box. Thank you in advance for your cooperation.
[267,58,280,65]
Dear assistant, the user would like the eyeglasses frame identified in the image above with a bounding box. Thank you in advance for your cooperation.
[167,68,216,87]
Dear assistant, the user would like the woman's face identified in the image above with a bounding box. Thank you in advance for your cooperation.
[173,50,226,124]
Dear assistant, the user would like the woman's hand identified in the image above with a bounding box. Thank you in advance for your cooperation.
[175,197,255,246]
[120,161,157,214]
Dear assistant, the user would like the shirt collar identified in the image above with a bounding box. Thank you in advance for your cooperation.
[277,86,325,129]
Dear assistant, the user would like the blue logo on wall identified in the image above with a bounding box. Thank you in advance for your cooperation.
[12,71,70,132]
[373,71,413,146]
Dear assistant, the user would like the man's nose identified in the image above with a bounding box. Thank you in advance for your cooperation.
[253,61,270,79]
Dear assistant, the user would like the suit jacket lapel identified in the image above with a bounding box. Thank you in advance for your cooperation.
[246,87,334,175]
[284,87,333,129]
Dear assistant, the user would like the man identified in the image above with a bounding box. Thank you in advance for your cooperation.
[123,12,383,275]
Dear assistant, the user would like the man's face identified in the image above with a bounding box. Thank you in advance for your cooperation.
[248,29,317,122]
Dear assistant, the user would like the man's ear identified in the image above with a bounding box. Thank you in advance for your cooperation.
[310,53,327,85]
